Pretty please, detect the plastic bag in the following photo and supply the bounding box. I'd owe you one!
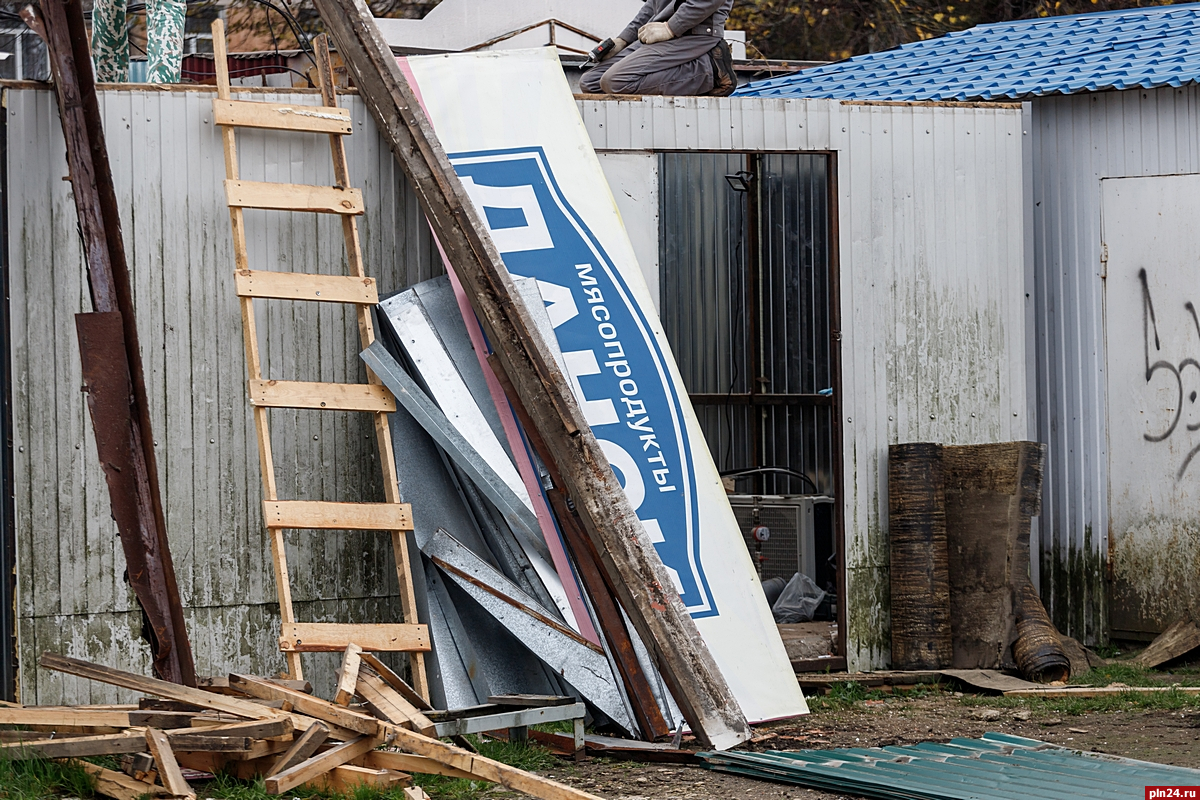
[772,571,826,623]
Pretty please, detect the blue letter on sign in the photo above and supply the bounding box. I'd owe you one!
[450,147,718,618]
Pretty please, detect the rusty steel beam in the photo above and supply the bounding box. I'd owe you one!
[315,0,750,748]
[28,0,195,685]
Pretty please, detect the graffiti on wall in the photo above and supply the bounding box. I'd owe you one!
[1138,267,1200,480]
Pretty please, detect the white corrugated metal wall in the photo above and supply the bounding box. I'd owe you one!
[1030,85,1200,645]
[5,85,441,702]
[582,96,1029,671]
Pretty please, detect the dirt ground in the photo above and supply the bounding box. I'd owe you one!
[519,693,1200,800]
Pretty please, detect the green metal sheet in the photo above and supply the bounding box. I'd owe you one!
[699,733,1200,800]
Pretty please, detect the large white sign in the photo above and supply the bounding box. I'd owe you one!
[400,47,806,723]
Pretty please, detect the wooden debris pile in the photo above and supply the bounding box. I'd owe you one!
[0,652,604,800]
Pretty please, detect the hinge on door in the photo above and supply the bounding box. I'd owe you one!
[1100,243,1108,279]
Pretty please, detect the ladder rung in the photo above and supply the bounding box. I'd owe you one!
[235,270,379,304]
[225,180,364,215]
[212,99,353,135]
[264,500,413,531]
[279,623,431,653]
[250,380,396,412]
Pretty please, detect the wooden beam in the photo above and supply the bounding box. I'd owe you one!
[303,764,410,792]
[228,674,380,736]
[278,623,429,653]
[234,270,378,305]
[212,99,353,134]
[250,380,396,413]
[264,501,413,532]
[310,0,750,749]
[69,760,172,800]
[0,708,196,728]
[145,729,195,799]
[225,180,364,215]
[40,654,280,721]
[359,653,432,711]
[355,665,437,736]
[356,750,478,781]
[265,735,384,794]
[335,643,363,706]
[266,721,330,778]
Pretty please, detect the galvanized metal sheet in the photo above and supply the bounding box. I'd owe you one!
[423,528,637,735]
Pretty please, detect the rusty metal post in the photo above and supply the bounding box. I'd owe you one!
[25,0,195,685]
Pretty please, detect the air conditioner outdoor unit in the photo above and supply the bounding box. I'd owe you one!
[727,494,834,582]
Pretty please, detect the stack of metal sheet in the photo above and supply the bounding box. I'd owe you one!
[368,275,681,739]
[699,733,1200,799]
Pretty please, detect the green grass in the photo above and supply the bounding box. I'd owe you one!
[0,753,97,800]
[960,686,1200,716]
[0,736,558,800]
[807,681,947,712]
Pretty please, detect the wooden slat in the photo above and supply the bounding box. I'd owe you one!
[224,180,364,215]
[212,99,353,134]
[234,270,378,304]
[355,666,436,736]
[360,653,432,711]
[228,674,382,736]
[265,735,383,794]
[250,380,396,413]
[263,500,412,531]
[70,760,172,800]
[334,643,363,706]
[145,729,195,799]
[279,623,430,653]
[0,708,196,727]
[357,750,479,781]
[304,764,410,792]
[267,722,330,778]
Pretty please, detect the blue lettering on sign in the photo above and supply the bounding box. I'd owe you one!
[449,147,717,618]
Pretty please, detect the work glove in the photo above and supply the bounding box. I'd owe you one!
[638,21,674,44]
[606,36,629,60]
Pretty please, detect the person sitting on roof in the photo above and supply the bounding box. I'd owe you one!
[580,0,737,97]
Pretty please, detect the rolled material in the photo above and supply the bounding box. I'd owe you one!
[888,443,953,670]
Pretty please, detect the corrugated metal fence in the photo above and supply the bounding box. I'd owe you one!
[4,84,440,702]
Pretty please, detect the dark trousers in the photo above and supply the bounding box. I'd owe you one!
[580,35,718,96]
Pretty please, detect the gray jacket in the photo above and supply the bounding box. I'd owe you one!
[618,0,734,42]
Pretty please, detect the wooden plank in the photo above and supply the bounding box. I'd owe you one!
[379,723,604,800]
[40,653,281,721]
[304,764,410,792]
[265,735,383,794]
[279,623,429,653]
[0,708,196,727]
[228,674,381,736]
[234,270,378,305]
[1,731,148,759]
[70,760,172,800]
[263,501,413,531]
[266,721,330,778]
[1135,616,1200,668]
[355,666,437,736]
[1003,685,1200,698]
[359,653,432,711]
[212,99,353,134]
[311,0,750,749]
[357,750,479,781]
[224,180,364,215]
[250,380,396,413]
[403,788,431,800]
[176,718,293,739]
[145,728,195,799]
[198,676,312,695]
[335,644,364,706]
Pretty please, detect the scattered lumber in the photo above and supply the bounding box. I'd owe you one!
[10,652,606,800]
[1136,615,1200,668]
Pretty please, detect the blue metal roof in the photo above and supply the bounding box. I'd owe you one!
[735,3,1200,101]
[700,732,1200,799]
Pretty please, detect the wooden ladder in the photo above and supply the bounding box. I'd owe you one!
[211,20,428,696]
